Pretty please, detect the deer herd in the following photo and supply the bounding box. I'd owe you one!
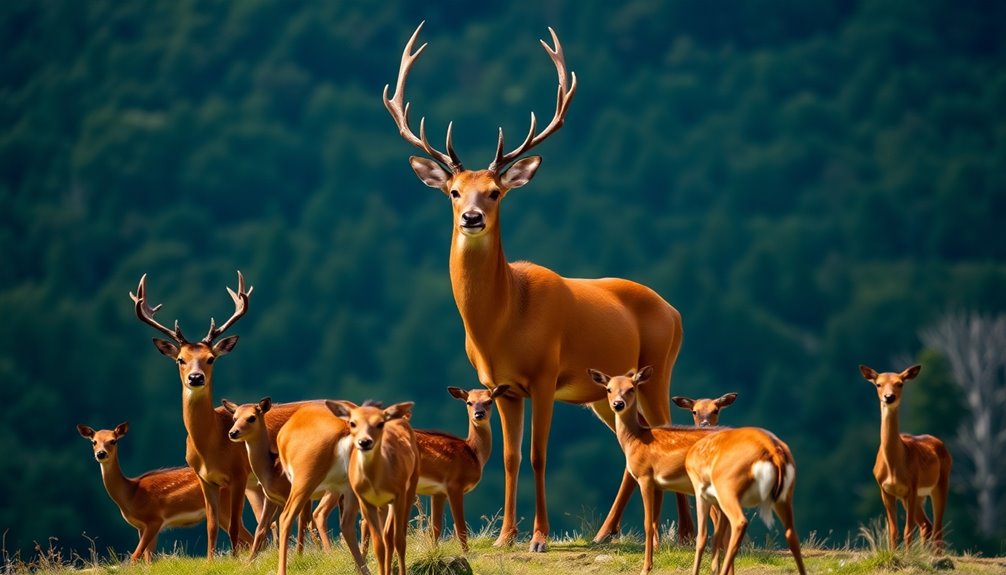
[75,22,952,575]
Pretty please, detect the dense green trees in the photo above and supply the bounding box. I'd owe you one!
[2,0,1004,559]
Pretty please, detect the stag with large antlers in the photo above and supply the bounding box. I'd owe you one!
[130,272,318,558]
[384,23,690,551]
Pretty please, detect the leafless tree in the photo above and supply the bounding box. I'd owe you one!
[920,312,1006,537]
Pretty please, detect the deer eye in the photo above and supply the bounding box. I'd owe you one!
[466,401,473,406]
[712,409,719,415]
[376,422,385,429]
[247,416,256,424]
[177,358,186,365]
[895,383,903,388]
[108,440,116,446]
[692,410,697,415]
[349,421,357,429]
[91,440,97,446]
[206,357,215,365]
[450,190,460,199]
[489,189,500,201]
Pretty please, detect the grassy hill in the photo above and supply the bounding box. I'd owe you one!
[8,522,1004,575]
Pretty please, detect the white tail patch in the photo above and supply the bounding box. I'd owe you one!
[778,463,796,502]
[750,460,776,528]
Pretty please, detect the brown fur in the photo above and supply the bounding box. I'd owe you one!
[860,364,952,550]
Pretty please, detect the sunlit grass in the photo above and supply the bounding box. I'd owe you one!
[2,514,1000,575]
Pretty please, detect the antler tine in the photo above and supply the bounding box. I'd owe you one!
[383,21,464,173]
[489,27,577,174]
[129,274,186,343]
[203,270,253,343]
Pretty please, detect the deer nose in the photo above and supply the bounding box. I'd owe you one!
[95,451,108,461]
[699,420,711,427]
[357,437,374,451]
[460,211,484,228]
[228,429,240,440]
[188,372,205,387]
[612,400,626,412]
[473,410,486,421]
[883,394,897,404]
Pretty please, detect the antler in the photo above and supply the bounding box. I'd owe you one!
[383,21,463,174]
[129,274,187,344]
[488,27,577,174]
[202,271,253,344]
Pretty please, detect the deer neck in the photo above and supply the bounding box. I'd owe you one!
[244,426,278,487]
[449,228,514,339]
[182,388,222,451]
[99,457,138,510]
[879,404,905,468]
[466,419,493,467]
[614,405,652,450]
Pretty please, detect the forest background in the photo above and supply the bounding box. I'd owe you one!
[2,0,1005,560]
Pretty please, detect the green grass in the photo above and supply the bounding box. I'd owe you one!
[4,519,1004,575]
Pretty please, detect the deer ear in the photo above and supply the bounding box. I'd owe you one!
[259,397,273,414]
[213,335,239,357]
[716,393,738,407]
[587,369,610,386]
[153,338,179,359]
[500,156,541,189]
[221,399,238,414]
[410,157,450,190]
[491,384,511,399]
[447,387,467,401]
[77,424,96,439]
[114,422,129,438]
[859,364,879,382]
[634,365,654,385]
[900,364,922,381]
[326,400,355,420]
[384,402,415,421]
[671,396,695,410]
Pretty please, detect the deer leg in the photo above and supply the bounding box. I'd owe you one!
[879,490,898,551]
[132,523,160,563]
[198,478,222,558]
[932,467,950,552]
[774,500,806,575]
[651,489,664,552]
[430,494,446,543]
[914,497,932,543]
[639,477,657,575]
[494,393,524,547]
[447,488,469,552]
[528,384,556,552]
[903,490,918,548]
[227,477,249,556]
[393,492,411,575]
[715,494,748,575]
[690,497,711,575]
[337,492,368,575]
[361,503,386,575]
[251,498,280,559]
[278,486,312,575]
[314,491,337,552]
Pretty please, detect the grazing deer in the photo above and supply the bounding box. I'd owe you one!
[223,398,333,558]
[275,402,368,575]
[129,272,313,557]
[413,385,509,551]
[327,401,420,575]
[672,393,738,427]
[76,422,247,562]
[384,22,689,551]
[589,367,805,575]
[859,364,952,550]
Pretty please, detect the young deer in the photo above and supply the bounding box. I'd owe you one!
[413,385,509,551]
[77,422,247,562]
[275,402,368,575]
[859,364,952,550]
[386,22,689,551]
[222,398,332,559]
[130,272,314,557]
[672,393,738,427]
[327,400,420,575]
[589,367,805,575]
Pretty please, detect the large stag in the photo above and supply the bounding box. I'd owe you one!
[384,23,690,550]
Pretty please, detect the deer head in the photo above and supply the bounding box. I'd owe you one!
[384,22,576,241]
[129,272,252,393]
